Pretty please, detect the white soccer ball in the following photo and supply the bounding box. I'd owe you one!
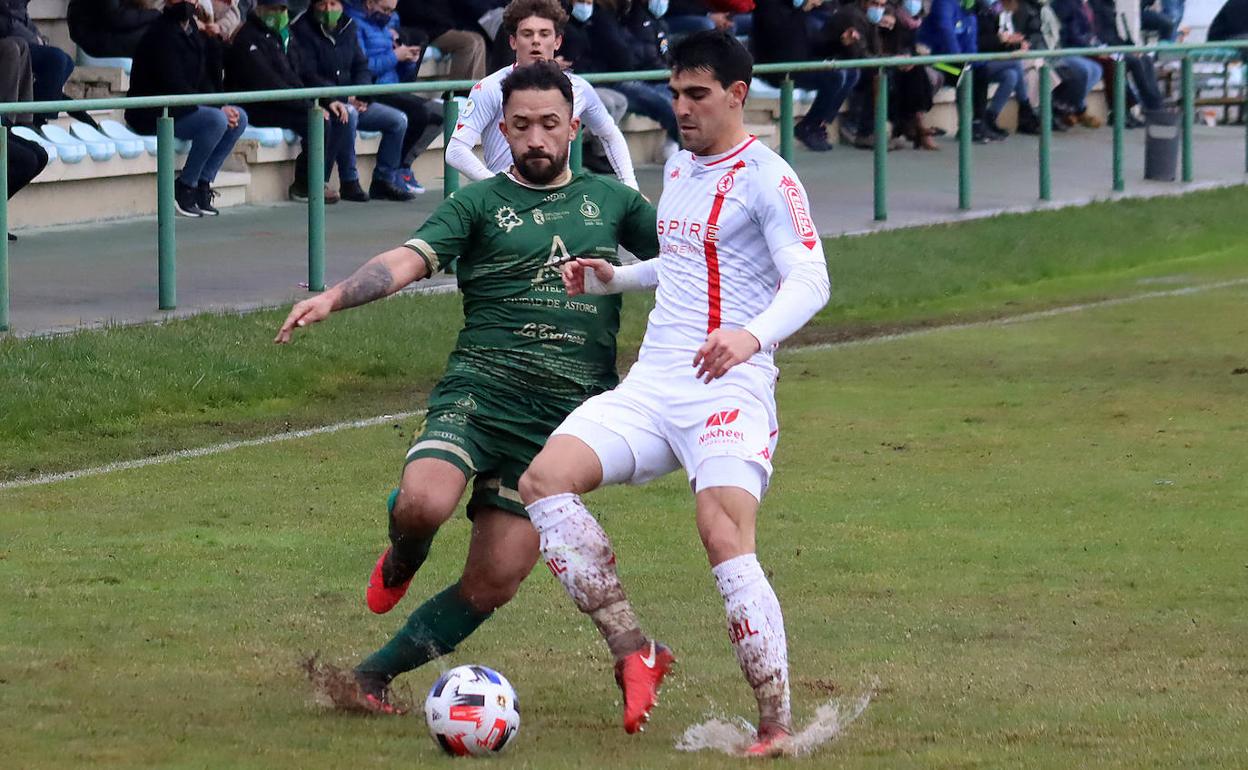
[425,665,520,756]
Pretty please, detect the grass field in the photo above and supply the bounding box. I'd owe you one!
[2,192,1247,767]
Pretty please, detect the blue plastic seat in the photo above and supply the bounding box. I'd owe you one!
[281,128,299,144]
[99,120,188,155]
[75,51,133,75]
[42,123,115,161]
[30,125,87,163]
[358,130,381,140]
[73,120,143,159]
[241,126,285,147]
[12,126,58,162]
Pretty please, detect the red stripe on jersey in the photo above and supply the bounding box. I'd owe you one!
[704,160,747,334]
[698,135,757,167]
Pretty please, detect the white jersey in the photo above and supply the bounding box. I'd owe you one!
[451,64,621,175]
[642,136,825,376]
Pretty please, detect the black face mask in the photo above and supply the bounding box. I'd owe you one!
[164,2,195,23]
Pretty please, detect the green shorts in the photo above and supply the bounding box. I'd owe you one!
[405,379,575,518]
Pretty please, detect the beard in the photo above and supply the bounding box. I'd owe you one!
[512,146,569,186]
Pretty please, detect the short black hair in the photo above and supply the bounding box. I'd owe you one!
[670,30,754,91]
[501,61,574,112]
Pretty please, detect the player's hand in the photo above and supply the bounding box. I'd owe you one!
[693,329,761,383]
[561,258,615,296]
[274,293,336,344]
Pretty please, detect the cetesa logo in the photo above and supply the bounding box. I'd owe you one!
[705,409,740,427]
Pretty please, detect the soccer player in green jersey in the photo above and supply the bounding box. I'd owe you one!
[275,62,658,711]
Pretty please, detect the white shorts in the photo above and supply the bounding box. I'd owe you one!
[552,350,779,496]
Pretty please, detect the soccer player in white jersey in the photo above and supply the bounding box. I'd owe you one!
[517,30,830,757]
[444,0,638,189]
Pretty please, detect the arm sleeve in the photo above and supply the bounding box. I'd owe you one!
[578,86,639,189]
[583,259,661,294]
[742,169,831,350]
[617,188,660,260]
[446,80,502,181]
[402,193,477,275]
[445,136,496,181]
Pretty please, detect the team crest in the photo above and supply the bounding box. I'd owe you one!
[495,206,524,232]
[454,395,479,412]
[778,176,817,249]
[579,195,600,219]
[532,209,545,225]
[716,172,736,194]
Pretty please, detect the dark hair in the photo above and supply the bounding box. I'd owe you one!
[501,61,575,111]
[670,30,754,91]
[502,0,568,36]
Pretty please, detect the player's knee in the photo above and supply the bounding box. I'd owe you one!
[391,486,457,533]
[518,456,569,504]
[459,565,526,613]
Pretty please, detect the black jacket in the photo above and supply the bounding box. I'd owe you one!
[1089,0,1133,44]
[225,14,311,120]
[397,0,455,40]
[1209,0,1248,40]
[3,0,39,44]
[976,3,1025,52]
[754,0,821,70]
[622,3,670,70]
[557,10,635,73]
[68,0,162,58]
[125,11,224,134]
[823,4,880,60]
[290,11,370,97]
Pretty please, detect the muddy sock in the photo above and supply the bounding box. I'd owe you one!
[714,553,791,731]
[356,582,492,680]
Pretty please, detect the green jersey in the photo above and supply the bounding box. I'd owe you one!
[404,171,658,402]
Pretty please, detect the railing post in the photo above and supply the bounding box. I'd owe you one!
[570,125,583,172]
[873,67,888,221]
[156,111,176,310]
[307,105,325,292]
[442,93,459,196]
[0,124,8,332]
[1112,57,1126,192]
[780,76,794,164]
[1181,54,1194,182]
[958,66,973,210]
[1039,63,1052,201]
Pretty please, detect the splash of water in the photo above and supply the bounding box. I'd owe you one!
[675,681,876,757]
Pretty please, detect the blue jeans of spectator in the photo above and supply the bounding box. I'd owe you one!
[355,101,407,185]
[981,60,1029,119]
[794,69,861,129]
[665,14,716,34]
[611,80,679,142]
[1054,56,1103,113]
[1125,54,1164,110]
[29,43,74,119]
[173,105,248,187]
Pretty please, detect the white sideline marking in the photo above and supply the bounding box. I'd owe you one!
[3,277,1246,493]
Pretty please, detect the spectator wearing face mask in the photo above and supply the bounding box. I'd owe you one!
[1014,0,1100,131]
[619,0,680,159]
[880,0,941,149]
[975,0,1042,137]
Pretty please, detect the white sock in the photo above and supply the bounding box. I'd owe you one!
[713,553,791,730]
[527,493,646,659]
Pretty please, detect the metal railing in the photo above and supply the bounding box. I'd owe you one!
[0,40,1244,331]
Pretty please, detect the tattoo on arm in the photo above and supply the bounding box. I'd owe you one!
[333,261,396,310]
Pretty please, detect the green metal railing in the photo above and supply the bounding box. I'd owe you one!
[0,40,1244,331]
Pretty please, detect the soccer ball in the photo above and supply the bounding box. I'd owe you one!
[425,665,520,756]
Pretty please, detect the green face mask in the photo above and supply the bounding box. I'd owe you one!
[316,9,343,28]
[261,9,290,35]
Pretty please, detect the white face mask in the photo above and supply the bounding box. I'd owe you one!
[648,0,669,17]
[571,2,593,22]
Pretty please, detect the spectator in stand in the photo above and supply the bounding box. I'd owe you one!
[975,0,1042,136]
[225,0,354,203]
[68,0,162,58]
[0,29,33,125]
[3,0,77,124]
[553,0,632,169]
[346,0,444,193]
[826,0,885,149]
[396,0,487,81]
[127,0,248,218]
[881,0,941,149]
[1140,0,1177,42]
[664,0,714,34]
[5,131,48,241]
[1015,0,1099,131]
[1208,0,1247,40]
[754,0,860,152]
[1054,0,1163,121]
[292,0,418,201]
[1089,0,1164,113]
[619,0,681,158]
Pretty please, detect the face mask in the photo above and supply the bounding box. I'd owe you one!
[164,2,195,22]
[261,9,290,35]
[867,5,886,22]
[316,9,342,28]
[648,0,668,17]
[960,0,975,9]
[792,0,804,7]
[368,10,391,26]
[905,0,923,15]
[571,2,593,22]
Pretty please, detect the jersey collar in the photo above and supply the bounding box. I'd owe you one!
[504,166,575,190]
[692,135,757,167]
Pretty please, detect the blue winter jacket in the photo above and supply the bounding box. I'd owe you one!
[918,0,978,55]
[343,2,417,84]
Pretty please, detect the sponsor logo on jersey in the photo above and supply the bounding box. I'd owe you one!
[460,98,476,118]
[779,176,817,249]
[658,218,717,242]
[454,395,478,412]
[699,409,744,446]
[494,206,524,232]
[435,412,468,426]
[669,166,681,180]
[579,194,601,220]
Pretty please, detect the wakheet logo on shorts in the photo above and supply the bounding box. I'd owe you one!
[705,409,739,427]
[700,409,744,446]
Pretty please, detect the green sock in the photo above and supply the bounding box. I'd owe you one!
[356,582,493,680]
[386,487,433,578]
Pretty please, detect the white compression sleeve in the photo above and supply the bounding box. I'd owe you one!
[598,121,639,190]
[743,241,831,350]
[583,259,660,295]
[444,136,494,182]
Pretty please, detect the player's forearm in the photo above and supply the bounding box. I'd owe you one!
[445,137,494,182]
[583,259,660,294]
[327,247,428,311]
[743,258,831,350]
[598,124,639,190]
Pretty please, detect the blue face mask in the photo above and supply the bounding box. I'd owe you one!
[792,0,804,7]
[905,0,923,14]
[648,0,668,17]
[571,2,593,22]
[368,10,390,26]
[866,5,886,22]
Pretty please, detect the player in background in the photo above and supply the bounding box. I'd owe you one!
[444,0,638,190]
[275,62,658,712]
[517,31,830,755]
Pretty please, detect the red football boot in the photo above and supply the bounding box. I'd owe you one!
[744,723,794,758]
[613,640,675,734]
[366,547,413,614]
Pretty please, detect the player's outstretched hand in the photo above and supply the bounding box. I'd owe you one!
[693,328,762,383]
[274,293,336,344]
[561,258,615,296]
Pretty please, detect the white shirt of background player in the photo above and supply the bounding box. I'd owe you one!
[446,64,638,190]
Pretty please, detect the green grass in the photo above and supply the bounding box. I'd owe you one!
[2,186,1247,479]
[2,276,1246,768]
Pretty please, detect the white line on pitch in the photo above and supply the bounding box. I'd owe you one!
[3,277,1245,493]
